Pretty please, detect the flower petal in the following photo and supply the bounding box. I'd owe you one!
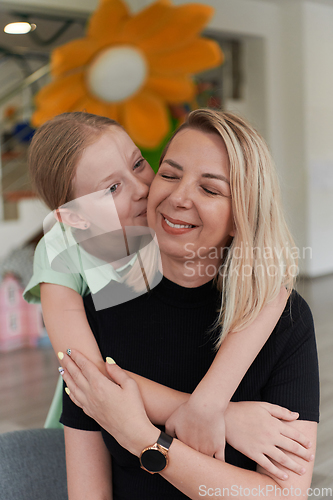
[71,95,119,122]
[118,0,173,44]
[51,38,100,78]
[122,90,170,148]
[35,72,86,106]
[87,0,129,43]
[145,75,196,103]
[138,4,215,54]
[32,73,87,126]
[147,38,223,75]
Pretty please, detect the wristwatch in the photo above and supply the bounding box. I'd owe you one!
[139,431,173,474]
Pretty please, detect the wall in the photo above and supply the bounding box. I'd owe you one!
[0,199,49,260]
[304,1,333,276]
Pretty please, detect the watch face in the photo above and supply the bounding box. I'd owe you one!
[140,449,167,473]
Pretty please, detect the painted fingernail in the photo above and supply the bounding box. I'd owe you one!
[283,474,288,480]
[66,349,71,356]
[106,357,116,364]
[58,367,64,375]
[300,468,306,475]
[58,352,64,360]
[65,387,70,396]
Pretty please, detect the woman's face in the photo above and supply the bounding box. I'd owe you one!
[71,126,155,233]
[147,128,234,267]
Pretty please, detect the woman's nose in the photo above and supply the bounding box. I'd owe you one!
[168,180,193,209]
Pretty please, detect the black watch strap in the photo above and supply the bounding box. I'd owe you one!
[157,431,173,450]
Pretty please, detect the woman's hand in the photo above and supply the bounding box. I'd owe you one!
[59,349,159,457]
[225,401,314,480]
[165,394,226,461]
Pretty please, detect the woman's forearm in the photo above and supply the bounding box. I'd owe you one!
[130,420,317,500]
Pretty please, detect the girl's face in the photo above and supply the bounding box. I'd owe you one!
[147,128,234,267]
[72,127,155,233]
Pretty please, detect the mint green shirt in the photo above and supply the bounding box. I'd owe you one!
[24,221,136,303]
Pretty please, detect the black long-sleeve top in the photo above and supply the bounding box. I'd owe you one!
[61,277,320,499]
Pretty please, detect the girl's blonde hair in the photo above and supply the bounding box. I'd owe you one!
[28,112,122,210]
[160,109,297,347]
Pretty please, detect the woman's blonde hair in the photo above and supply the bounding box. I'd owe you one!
[160,109,297,347]
[28,112,122,210]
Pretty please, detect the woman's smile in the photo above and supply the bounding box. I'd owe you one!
[161,214,198,234]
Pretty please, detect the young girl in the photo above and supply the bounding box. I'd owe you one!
[24,112,311,480]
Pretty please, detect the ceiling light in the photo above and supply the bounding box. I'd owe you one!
[4,22,33,34]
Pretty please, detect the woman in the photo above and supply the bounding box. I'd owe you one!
[59,109,319,499]
[25,111,295,462]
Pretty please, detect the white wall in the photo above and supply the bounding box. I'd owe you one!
[0,198,49,260]
[304,1,333,276]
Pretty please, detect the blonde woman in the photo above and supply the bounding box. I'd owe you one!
[59,110,319,500]
[25,111,298,465]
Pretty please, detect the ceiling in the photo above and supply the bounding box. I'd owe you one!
[0,6,87,57]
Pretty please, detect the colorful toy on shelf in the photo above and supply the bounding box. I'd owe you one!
[0,274,44,352]
[32,0,223,150]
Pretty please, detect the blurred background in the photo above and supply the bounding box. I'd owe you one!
[0,0,332,495]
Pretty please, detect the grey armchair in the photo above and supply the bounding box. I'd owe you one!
[0,428,68,500]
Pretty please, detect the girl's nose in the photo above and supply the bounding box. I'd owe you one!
[132,177,150,200]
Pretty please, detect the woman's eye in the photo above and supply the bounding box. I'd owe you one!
[161,174,178,180]
[109,183,120,194]
[202,187,218,195]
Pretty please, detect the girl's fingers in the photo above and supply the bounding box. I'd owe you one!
[263,402,299,421]
[278,436,314,462]
[280,424,312,449]
[256,454,289,481]
[269,447,306,475]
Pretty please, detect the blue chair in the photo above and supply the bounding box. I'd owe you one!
[0,428,68,500]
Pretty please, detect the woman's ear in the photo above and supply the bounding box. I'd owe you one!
[53,208,90,230]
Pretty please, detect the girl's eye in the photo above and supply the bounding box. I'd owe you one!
[134,158,145,170]
[109,183,120,194]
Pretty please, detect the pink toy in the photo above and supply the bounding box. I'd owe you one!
[0,273,44,352]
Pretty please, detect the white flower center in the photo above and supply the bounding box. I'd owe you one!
[87,46,148,103]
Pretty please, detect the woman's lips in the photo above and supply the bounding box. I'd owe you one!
[161,214,197,235]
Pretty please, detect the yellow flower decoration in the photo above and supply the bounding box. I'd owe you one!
[32,0,223,148]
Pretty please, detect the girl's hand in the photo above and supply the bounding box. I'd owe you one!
[59,349,158,457]
[225,401,314,480]
[165,394,226,461]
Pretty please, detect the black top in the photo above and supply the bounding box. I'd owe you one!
[60,277,320,500]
